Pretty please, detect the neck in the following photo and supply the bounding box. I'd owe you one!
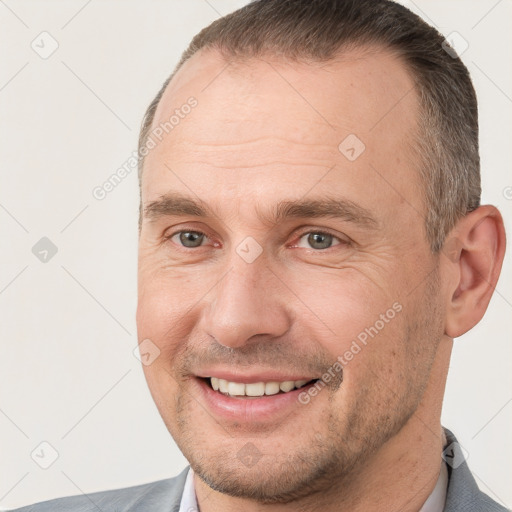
[194,338,452,512]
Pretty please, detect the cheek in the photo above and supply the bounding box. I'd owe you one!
[136,260,206,340]
[288,266,400,346]
[141,362,182,439]
[288,267,409,398]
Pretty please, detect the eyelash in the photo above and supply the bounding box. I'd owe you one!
[164,228,349,251]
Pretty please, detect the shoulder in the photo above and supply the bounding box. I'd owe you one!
[443,428,510,512]
[8,466,190,512]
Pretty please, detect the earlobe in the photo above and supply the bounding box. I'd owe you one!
[444,205,506,338]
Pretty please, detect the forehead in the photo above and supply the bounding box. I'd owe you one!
[142,46,423,225]
[153,45,418,130]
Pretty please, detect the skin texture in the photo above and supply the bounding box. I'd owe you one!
[136,47,505,512]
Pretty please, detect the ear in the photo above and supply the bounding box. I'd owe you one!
[443,205,506,338]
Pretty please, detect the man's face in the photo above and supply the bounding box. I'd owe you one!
[137,48,447,502]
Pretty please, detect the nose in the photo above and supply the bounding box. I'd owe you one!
[198,254,292,349]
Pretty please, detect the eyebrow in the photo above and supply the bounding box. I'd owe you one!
[144,192,378,229]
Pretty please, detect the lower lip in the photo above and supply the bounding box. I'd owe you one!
[193,377,318,423]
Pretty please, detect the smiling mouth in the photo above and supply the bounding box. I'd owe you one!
[200,377,319,398]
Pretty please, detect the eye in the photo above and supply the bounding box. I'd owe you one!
[167,230,209,248]
[294,231,345,250]
[164,228,347,251]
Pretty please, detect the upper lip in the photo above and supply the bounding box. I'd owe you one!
[195,369,318,384]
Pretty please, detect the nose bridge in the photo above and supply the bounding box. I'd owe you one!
[200,248,290,348]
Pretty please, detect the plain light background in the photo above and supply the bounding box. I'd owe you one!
[0,0,510,509]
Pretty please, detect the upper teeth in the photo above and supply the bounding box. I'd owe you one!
[210,378,311,397]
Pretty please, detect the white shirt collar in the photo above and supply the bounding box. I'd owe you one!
[179,462,448,512]
[179,465,199,512]
[419,460,449,512]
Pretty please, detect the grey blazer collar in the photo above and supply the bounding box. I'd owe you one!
[443,427,509,511]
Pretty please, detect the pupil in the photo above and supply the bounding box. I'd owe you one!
[180,231,203,247]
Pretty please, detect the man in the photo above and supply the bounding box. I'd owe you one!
[12,0,508,511]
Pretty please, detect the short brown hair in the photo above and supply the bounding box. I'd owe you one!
[138,0,480,252]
